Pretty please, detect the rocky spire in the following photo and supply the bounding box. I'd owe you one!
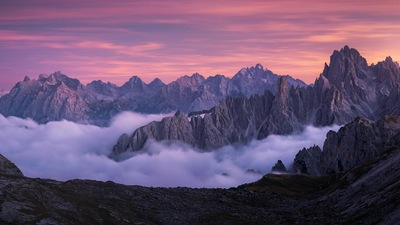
[271,160,287,173]
[257,76,303,139]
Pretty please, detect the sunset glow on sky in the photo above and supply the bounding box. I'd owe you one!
[1,0,399,90]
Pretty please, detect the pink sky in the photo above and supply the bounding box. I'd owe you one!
[1,0,399,90]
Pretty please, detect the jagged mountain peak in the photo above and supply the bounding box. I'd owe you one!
[39,71,66,81]
[174,73,206,86]
[88,79,116,86]
[237,63,271,77]
[192,72,202,77]
[205,74,227,82]
[148,77,165,90]
[86,79,119,99]
[183,72,205,80]
[251,63,267,73]
[276,76,289,98]
[374,56,400,73]
[328,45,368,71]
[320,45,371,89]
[86,80,118,91]
[335,45,364,62]
[149,77,164,85]
[255,63,264,70]
[121,76,148,92]
[37,71,82,91]
[126,75,144,84]
[385,56,393,63]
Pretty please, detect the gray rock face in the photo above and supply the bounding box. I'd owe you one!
[0,72,95,124]
[0,154,23,177]
[308,46,400,126]
[293,116,400,176]
[258,77,303,139]
[271,160,287,173]
[291,145,322,176]
[86,80,119,99]
[111,92,276,156]
[0,65,307,126]
[321,115,400,175]
[112,46,400,157]
[229,64,306,96]
[111,111,197,158]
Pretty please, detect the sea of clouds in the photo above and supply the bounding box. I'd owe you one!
[0,112,340,188]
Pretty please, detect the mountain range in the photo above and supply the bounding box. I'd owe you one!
[1,45,400,224]
[0,64,306,126]
[111,46,400,158]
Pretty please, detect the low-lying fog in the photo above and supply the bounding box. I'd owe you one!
[0,112,339,188]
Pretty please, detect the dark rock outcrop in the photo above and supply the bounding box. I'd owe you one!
[291,145,322,176]
[271,160,287,173]
[293,116,400,176]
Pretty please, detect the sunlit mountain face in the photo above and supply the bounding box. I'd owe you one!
[1,1,399,91]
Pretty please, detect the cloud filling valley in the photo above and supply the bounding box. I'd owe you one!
[0,112,340,188]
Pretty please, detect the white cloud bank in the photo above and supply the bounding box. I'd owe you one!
[0,112,340,188]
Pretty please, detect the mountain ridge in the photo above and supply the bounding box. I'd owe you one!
[0,65,307,126]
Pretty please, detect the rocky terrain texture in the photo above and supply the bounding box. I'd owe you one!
[112,46,400,156]
[0,154,23,177]
[0,64,306,126]
[1,142,400,224]
[292,115,400,176]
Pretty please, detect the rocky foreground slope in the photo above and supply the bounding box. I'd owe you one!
[1,131,400,224]
[0,64,305,126]
[112,46,400,156]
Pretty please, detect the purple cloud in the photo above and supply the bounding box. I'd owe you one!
[0,112,339,188]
